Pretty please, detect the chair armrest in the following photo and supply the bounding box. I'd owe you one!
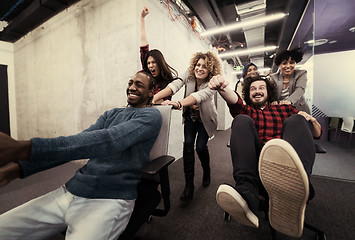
[141,155,175,217]
[141,155,175,175]
[315,143,326,154]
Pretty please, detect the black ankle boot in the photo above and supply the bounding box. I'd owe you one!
[181,143,195,201]
[202,172,211,187]
[197,148,211,187]
[180,183,194,201]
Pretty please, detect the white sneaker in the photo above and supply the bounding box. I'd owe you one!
[259,139,309,237]
[216,184,259,228]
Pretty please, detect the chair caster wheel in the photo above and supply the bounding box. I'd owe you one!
[224,212,231,221]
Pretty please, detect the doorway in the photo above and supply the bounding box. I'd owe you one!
[0,64,10,135]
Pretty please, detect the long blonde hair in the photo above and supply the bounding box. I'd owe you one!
[188,51,222,81]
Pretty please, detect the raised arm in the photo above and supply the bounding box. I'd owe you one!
[140,6,149,47]
[208,75,239,104]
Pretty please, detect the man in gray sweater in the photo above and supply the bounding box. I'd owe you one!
[0,70,162,240]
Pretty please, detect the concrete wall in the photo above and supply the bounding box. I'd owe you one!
[4,0,233,159]
[216,61,235,130]
[13,0,141,140]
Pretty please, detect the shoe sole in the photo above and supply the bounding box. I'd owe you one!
[259,139,309,237]
[216,184,259,228]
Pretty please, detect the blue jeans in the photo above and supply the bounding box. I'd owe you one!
[0,186,135,240]
[184,119,209,152]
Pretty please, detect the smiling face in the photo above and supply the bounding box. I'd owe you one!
[246,65,258,78]
[194,58,209,81]
[147,56,160,78]
[126,72,154,108]
[279,57,296,77]
[249,80,268,108]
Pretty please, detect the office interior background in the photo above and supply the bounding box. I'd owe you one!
[0,0,354,239]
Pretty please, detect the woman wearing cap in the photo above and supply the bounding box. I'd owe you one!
[242,63,259,79]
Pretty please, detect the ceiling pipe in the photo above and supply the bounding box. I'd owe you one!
[0,0,80,42]
[0,0,25,21]
[235,0,267,69]
[209,0,242,66]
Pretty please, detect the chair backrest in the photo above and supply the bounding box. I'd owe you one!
[329,117,340,129]
[341,117,355,133]
[149,105,172,160]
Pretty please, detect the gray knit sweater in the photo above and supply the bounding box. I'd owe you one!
[19,107,162,200]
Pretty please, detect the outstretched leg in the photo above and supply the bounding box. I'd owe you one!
[259,114,316,237]
[216,115,263,228]
[0,186,68,239]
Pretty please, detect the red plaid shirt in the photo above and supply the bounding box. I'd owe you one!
[228,92,298,143]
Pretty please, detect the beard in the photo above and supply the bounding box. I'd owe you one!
[250,93,267,108]
[251,99,267,108]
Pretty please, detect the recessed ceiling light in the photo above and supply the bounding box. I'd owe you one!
[349,27,355,33]
[233,67,271,75]
[200,13,286,37]
[218,45,278,58]
[304,39,328,47]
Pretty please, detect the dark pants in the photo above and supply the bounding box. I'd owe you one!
[230,114,315,196]
[183,118,210,184]
[184,118,209,152]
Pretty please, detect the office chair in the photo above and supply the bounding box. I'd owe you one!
[338,117,355,149]
[223,141,326,240]
[118,105,175,240]
[328,117,340,141]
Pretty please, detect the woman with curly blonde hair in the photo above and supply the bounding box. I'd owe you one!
[153,51,222,201]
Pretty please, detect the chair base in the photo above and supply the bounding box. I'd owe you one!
[223,211,326,240]
[269,222,326,240]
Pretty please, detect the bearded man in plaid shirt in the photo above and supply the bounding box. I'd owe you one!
[209,74,322,238]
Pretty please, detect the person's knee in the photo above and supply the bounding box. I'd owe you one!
[284,114,308,128]
[232,114,253,126]
[184,132,196,145]
[231,114,254,131]
[196,145,208,154]
[287,113,305,123]
[184,138,195,145]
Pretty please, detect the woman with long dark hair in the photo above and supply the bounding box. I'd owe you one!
[140,6,178,102]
